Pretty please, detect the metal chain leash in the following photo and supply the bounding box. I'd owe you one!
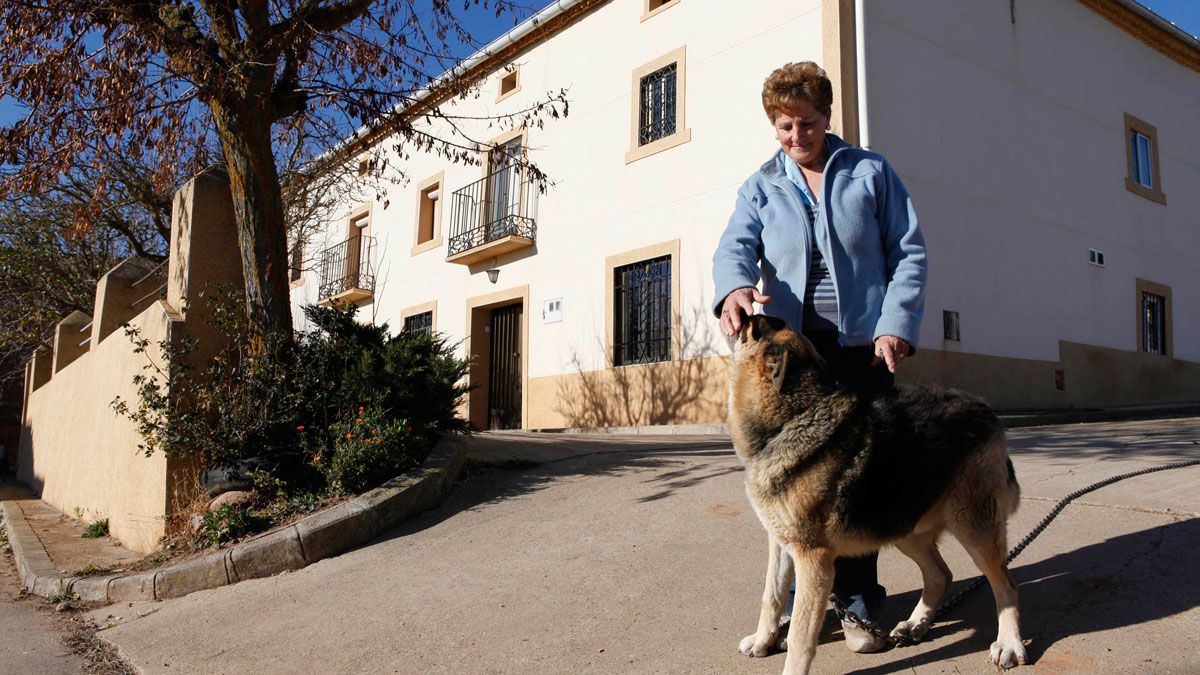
[829,457,1200,648]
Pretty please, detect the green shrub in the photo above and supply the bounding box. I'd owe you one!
[322,405,428,495]
[114,297,471,513]
[199,504,261,547]
[81,518,109,539]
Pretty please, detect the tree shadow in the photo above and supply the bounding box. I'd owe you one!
[554,304,728,428]
[1006,418,1200,462]
[846,518,1200,673]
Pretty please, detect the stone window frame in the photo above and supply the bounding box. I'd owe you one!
[400,300,438,335]
[1123,113,1166,205]
[411,171,445,256]
[625,46,692,164]
[1135,278,1172,357]
[496,65,522,103]
[604,239,681,368]
[640,0,681,22]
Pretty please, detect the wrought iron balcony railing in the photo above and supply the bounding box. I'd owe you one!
[318,235,375,304]
[447,164,539,261]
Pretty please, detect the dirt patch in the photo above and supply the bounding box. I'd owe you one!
[56,608,136,674]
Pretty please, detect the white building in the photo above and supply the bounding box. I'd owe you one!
[290,0,1200,430]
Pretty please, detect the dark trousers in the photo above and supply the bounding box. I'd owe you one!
[805,330,891,608]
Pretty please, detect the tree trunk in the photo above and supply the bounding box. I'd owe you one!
[211,103,293,336]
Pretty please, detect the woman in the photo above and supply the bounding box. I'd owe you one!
[712,61,927,653]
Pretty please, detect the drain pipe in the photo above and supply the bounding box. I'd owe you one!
[854,0,871,150]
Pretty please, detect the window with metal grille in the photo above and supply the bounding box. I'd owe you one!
[402,311,433,337]
[614,256,671,365]
[638,63,677,146]
[1141,292,1166,356]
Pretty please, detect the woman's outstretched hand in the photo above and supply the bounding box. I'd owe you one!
[720,287,772,337]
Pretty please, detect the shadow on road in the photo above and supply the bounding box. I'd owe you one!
[848,517,1200,673]
[1008,421,1199,461]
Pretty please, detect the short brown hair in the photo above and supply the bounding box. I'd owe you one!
[761,61,833,122]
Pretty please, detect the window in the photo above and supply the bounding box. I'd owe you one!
[1123,113,1165,204]
[642,0,681,21]
[289,237,304,284]
[626,47,691,163]
[639,64,677,146]
[1142,292,1166,356]
[411,171,444,255]
[1136,278,1171,357]
[402,311,433,336]
[1088,248,1105,266]
[613,255,672,365]
[943,310,960,342]
[497,67,520,102]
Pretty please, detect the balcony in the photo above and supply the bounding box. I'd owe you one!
[318,235,376,306]
[446,164,539,265]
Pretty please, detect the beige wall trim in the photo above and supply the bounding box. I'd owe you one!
[1077,0,1200,73]
[495,65,522,103]
[346,202,372,238]
[1135,277,1172,357]
[639,0,681,23]
[821,0,860,147]
[604,239,682,367]
[411,170,446,256]
[400,300,438,331]
[1123,113,1167,205]
[625,45,692,164]
[480,126,529,176]
[464,285,530,430]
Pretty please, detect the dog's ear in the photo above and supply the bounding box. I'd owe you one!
[744,315,761,343]
[767,345,790,393]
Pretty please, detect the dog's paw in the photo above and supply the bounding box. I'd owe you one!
[988,639,1028,669]
[890,618,931,644]
[738,633,775,658]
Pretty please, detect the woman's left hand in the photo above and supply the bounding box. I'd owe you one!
[872,335,911,374]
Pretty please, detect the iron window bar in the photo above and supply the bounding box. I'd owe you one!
[447,164,539,258]
[638,63,677,146]
[318,235,376,301]
[402,311,434,336]
[613,255,672,366]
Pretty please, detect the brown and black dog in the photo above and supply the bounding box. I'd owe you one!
[729,315,1026,674]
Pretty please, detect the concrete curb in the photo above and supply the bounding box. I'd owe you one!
[0,434,466,604]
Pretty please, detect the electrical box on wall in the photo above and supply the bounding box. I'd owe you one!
[543,298,562,323]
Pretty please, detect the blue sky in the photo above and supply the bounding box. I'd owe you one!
[1,1,1198,131]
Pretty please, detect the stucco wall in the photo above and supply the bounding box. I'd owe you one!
[18,302,178,553]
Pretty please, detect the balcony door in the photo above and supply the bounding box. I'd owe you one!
[485,136,523,241]
[346,211,370,289]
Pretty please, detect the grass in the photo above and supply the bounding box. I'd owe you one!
[81,518,109,539]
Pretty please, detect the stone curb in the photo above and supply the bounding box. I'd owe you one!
[0,434,466,604]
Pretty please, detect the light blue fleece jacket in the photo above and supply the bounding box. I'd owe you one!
[711,134,927,348]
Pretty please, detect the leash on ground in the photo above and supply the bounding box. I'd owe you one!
[829,457,1200,648]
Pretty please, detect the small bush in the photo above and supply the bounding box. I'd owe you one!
[199,504,261,547]
[81,519,109,539]
[322,405,427,495]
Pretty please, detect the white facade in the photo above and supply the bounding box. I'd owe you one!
[291,0,1200,429]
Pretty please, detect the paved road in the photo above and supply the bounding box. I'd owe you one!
[1,511,87,674]
[90,419,1200,674]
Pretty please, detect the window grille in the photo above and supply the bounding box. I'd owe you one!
[1141,292,1166,355]
[638,63,677,146]
[403,311,434,337]
[1130,130,1154,189]
[614,256,671,365]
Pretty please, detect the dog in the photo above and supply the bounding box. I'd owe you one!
[729,315,1026,674]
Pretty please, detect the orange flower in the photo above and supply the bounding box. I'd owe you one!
[358,406,364,414]
[371,428,378,435]
[362,438,370,444]
[355,418,363,424]
[345,433,353,439]
[296,425,305,431]
[374,438,381,444]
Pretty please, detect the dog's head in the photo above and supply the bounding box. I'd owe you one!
[728,315,827,446]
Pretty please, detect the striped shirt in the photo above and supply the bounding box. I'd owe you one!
[794,180,839,332]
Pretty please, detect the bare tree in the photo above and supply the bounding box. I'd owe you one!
[0,1,567,335]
